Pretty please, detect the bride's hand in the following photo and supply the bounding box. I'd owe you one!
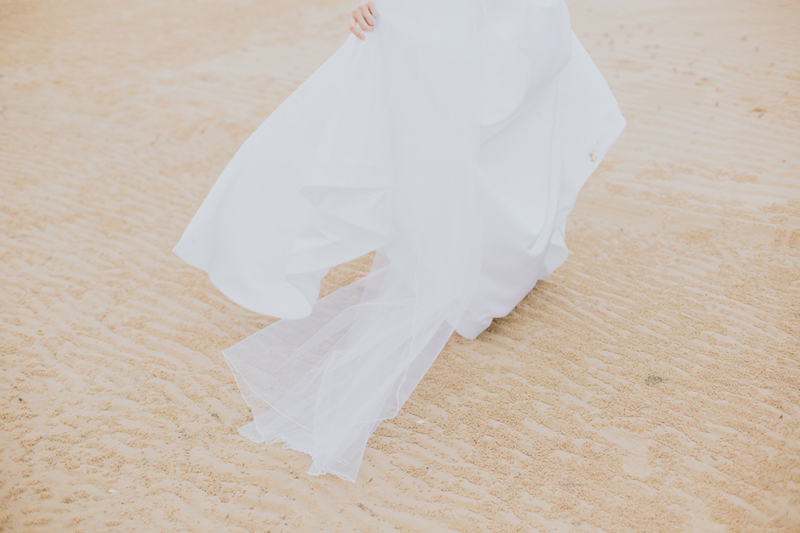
[348,0,375,41]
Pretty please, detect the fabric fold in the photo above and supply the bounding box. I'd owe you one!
[173,0,625,481]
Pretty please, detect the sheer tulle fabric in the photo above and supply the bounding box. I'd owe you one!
[174,0,625,482]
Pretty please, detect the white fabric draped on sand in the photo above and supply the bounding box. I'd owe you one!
[174,0,625,482]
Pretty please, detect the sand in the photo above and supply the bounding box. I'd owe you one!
[1,0,798,531]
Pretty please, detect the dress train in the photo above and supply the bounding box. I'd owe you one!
[174,0,625,481]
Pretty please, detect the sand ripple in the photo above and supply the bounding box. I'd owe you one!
[1,0,798,531]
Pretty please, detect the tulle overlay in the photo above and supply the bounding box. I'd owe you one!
[174,0,625,481]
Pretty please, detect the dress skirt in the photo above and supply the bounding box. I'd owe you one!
[174,0,626,482]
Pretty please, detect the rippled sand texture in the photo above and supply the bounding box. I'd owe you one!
[1,0,798,531]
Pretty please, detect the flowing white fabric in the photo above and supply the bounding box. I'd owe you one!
[174,0,625,482]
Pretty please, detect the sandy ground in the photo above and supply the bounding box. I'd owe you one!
[1,0,799,531]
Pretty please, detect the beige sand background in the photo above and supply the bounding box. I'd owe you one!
[1,0,799,531]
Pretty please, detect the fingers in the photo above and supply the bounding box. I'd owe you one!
[354,9,373,33]
[362,3,375,27]
[349,1,375,41]
[349,14,365,40]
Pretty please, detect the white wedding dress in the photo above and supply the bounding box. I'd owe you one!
[174,0,625,482]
